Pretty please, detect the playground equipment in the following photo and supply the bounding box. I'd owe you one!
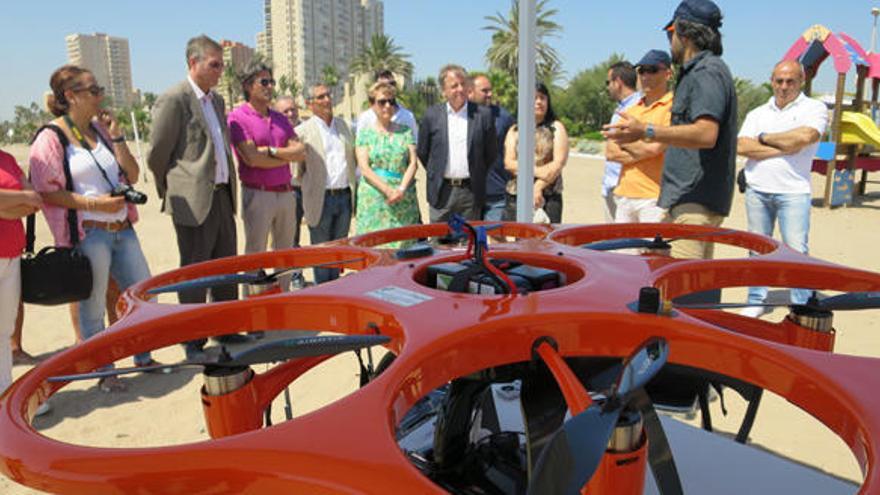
[783,25,880,207]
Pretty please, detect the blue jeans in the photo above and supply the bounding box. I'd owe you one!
[308,191,352,283]
[482,196,506,222]
[77,225,153,365]
[745,188,812,304]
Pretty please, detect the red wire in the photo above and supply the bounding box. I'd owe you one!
[482,250,518,295]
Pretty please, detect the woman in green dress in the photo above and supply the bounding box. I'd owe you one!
[355,81,420,245]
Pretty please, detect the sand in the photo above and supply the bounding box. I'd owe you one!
[3,142,880,493]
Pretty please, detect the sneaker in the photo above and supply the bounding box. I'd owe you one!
[35,402,51,417]
[740,306,770,318]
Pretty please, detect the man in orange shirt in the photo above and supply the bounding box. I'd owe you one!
[606,50,674,223]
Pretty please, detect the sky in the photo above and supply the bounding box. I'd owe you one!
[2,0,880,121]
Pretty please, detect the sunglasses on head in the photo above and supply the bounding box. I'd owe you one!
[375,97,396,107]
[74,84,105,97]
[259,78,276,87]
[637,66,663,75]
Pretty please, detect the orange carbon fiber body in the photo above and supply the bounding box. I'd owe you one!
[1,222,878,494]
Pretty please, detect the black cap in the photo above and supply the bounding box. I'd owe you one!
[663,0,723,31]
[636,50,672,68]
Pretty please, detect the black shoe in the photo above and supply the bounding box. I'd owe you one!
[213,333,253,345]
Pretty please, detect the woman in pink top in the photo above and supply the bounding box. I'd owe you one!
[29,65,161,393]
[0,149,42,397]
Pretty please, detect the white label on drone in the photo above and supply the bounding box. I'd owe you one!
[366,286,433,307]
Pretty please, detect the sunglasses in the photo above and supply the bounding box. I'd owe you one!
[375,98,397,107]
[259,78,276,87]
[637,66,663,75]
[605,79,612,87]
[74,84,105,97]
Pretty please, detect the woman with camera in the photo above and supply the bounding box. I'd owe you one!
[29,65,159,393]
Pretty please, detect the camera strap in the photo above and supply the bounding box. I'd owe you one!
[62,114,126,191]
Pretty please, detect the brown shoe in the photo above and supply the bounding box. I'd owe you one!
[12,350,39,366]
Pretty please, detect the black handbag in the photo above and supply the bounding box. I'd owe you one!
[20,125,93,305]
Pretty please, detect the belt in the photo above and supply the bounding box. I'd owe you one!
[325,187,351,196]
[444,177,471,187]
[243,182,294,192]
[83,219,131,233]
[213,182,230,191]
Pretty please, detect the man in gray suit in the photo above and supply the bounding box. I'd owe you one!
[148,35,239,357]
[295,84,357,284]
[417,64,497,222]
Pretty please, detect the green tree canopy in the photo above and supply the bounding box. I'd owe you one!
[350,33,413,80]
[553,54,626,137]
[483,0,562,84]
[735,77,773,129]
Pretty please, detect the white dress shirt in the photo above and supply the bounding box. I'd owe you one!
[187,76,229,185]
[445,102,469,179]
[315,117,349,189]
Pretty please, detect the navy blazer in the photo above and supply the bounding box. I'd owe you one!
[417,101,497,210]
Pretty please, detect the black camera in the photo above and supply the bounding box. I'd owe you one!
[112,185,148,204]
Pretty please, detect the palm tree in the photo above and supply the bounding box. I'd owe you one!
[350,33,413,80]
[322,65,340,96]
[483,0,562,83]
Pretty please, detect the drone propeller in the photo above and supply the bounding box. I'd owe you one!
[147,258,365,295]
[527,337,669,495]
[582,230,736,252]
[676,291,880,312]
[47,334,391,383]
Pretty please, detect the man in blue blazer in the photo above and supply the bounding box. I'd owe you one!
[417,65,497,222]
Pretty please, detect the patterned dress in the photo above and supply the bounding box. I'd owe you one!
[355,125,421,246]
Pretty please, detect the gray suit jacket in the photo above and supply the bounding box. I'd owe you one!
[147,80,237,227]
[294,116,357,227]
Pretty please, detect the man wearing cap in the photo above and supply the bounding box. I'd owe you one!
[604,0,737,260]
[606,50,674,223]
[602,62,640,223]
[736,60,827,317]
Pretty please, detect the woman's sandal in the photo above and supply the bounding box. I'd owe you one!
[98,376,127,393]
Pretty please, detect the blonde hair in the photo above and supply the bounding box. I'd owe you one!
[368,81,396,103]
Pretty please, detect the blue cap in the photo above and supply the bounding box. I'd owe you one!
[664,0,723,31]
[636,50,672,68]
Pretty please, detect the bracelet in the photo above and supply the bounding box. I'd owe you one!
[111,135,126,143]
[396,184,406,192]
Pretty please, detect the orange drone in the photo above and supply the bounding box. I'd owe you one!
[1,218,879,494]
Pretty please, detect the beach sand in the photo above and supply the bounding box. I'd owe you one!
[3,142,879,493]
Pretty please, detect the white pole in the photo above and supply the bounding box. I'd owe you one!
[130,110,147,183]
[516,0,536,222]
[872,8,880,53]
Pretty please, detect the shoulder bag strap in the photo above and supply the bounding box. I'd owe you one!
[31,124,80,246]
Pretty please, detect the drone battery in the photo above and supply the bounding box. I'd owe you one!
[427,262,470,291]
[505,265,562,291]
[470,273,531,295]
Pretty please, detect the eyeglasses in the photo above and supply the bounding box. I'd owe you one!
[313,93,331,101]
[207,61,224,70]
[773,78,799,86]
[375,98,396,107]
[259,78,276,87]
[74,84,105,97]
[637,66,662,75]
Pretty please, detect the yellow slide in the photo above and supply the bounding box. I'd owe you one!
[840,111,880,147]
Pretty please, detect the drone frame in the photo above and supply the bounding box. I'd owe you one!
[1,222,879,494]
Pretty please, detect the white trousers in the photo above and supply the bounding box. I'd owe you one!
[0,257,20,396]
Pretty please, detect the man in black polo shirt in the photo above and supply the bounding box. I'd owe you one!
[604,0,736,260]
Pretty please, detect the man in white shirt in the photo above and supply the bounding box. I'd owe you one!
[355,70,418,144]
[602,61,641,222]
[417,64,497,222]
[737,60,828,316]
[148,35,240,357]
[295,84,357,283]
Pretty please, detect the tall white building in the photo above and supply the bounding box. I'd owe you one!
[66,33,135,108]
[268,0,383,94]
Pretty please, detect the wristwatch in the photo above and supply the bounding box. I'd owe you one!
[111,135,126,143]
[644,123,655,142]
[268,146,278,158]
[757,132,767,145]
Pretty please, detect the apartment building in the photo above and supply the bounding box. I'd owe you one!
[65,33,135,108]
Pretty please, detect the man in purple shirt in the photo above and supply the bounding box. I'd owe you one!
[228,61,305,290]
